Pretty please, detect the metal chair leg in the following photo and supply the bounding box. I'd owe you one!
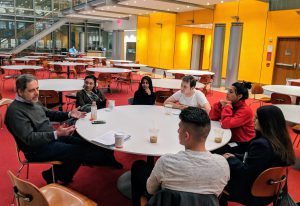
[51,165,56,183]
[16,164,25,177]
[26,164,29,179]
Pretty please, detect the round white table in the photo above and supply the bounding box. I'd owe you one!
[30,52,50,56]
[86,67,131,73]
[110,60,133,64]
[86,56,106,59]
[75,105,231,198]
[167,70,215,76]
[1,65,43,70]
[275,104,300,124]
[24,56,48,59]
[262,85,300,97]
[114,63,147,68]
[12,58,40,63]
[65,58,94,62]
[286,79,300,85]
[76,105,231,156]
[48,62,87,78]
[38,79,84,110]
[275,104,300,170]
[152,78,204,90]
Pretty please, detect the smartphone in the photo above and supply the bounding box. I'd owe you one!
[92,120,106,124]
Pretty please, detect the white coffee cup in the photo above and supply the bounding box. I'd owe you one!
[115,132,125,148]
[108,100,115,110]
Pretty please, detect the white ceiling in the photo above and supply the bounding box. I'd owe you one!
[66,0,238,22]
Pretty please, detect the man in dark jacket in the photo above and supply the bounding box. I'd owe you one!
[5,74,122,184]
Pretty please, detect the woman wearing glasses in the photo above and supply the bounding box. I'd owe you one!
[209,81,255,154]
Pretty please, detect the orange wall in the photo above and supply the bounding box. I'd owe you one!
[136,16,149,65]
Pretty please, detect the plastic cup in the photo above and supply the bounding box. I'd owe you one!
[164,104,173,115]
[115,132,125,148]
[149,128,159,143]
[108,100,115,110]
[214,128,224,143]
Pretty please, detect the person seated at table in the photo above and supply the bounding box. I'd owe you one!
[133,76,156,105]
[164,75,211,113]
[76,75,106,112]
[209,81,255,154]
[69,46,78,57]
[5,74,122,185]
[220,105,295,206]
[131,107,230,206]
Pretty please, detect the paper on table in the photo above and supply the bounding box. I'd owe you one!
[91,131,130,146]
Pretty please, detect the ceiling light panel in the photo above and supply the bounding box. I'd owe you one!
[118,0,199,12]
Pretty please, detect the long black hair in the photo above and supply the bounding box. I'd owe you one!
[84,75,98,94]
[257,105,295,165]
[232,81,252,100]
[138,76,154,93]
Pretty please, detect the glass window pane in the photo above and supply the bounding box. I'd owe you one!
[16,0,33,9]
[87,27,100,51]
[0,0,14,15]
[0,20,15,49]
[53,25,69,51]
[17,21,34,46]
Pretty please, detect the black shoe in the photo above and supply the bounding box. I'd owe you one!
[42,169,54,184]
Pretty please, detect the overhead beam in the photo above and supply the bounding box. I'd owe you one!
[116,4,176,14]
[154,0,214,10]
[94,8,136,16]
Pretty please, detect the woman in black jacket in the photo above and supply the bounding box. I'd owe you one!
[133,76,156,105]
[76,75,106,112]
[220,105,295,206]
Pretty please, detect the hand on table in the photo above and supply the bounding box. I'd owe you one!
[70,107,86,119]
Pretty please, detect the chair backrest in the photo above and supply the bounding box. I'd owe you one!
[199,75,212,84]
[290,82,300,86]
[145,189,219,206]
[270,93,292,104]
[156,90,173,104]
[174,73,185,79]
[8,170,49,206]
[101,59,107,66]
[251,83,264,95]
[39,90,60,106]
[20,69,36,76]
[251,167,287,197]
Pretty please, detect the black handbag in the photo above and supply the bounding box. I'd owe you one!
[277,178,297,206]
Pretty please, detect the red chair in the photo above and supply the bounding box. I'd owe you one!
[290,82,300,105]
[155,90,173,104]
[199,75,213,95]
[270,93,291,104]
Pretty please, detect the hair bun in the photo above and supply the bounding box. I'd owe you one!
[243,81,252,89]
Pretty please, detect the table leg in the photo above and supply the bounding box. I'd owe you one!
[58,91,63,111]
[67,66,70,79]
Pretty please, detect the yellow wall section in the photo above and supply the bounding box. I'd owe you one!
[136,16,149,64]
[148,13,162,67]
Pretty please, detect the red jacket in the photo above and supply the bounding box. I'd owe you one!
[209,100,255,143]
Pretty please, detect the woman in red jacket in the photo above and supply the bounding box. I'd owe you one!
[209,81,255,154]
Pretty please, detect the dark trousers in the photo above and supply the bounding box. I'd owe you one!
[131,160,154,206]
[212,141,249,155]
[25,136,117,182]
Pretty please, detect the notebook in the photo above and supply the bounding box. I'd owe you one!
[91,131,130,146]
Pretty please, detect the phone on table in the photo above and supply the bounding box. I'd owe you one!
[92,120,106,124]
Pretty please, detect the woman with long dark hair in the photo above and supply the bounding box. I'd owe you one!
[76,75,106,112]
[133,76,156,105]
[210,81,255,154]
[220,105,295,206]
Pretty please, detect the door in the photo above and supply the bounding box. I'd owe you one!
[190,35,204,70]
[272,38,300,85]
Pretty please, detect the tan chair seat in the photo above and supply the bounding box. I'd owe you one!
[41,184,97,206]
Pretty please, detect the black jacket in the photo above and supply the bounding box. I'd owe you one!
[76,89,106,109]
[133,90,156,105]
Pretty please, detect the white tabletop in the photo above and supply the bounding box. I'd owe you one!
[65,58,94,61]
[13,58,40,61]
[167,70,215,76]
[1,65,43,70]
[48,54,66,57]
[87,67,131,73]
[262,85,300,97]
[86,56,106,59]
[38,79,84,91]
[30,52,50,55]
[48,61,87,66]
[114,63,147,68]
[275,104,300,124]
[152,78,204,90]
[0,54,12,58]
[110,60,133,63]
[24,56,47,59]
[75,105,231,156]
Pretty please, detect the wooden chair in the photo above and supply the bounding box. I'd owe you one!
[223,167,287,206]
[270,93,292,104]
[98,73,112,93]
[251,167,287,205]
[65,92,77,111]
[8,170,97,206]
[20,69,36,76]
[292,125,300,148]
[155,90,173,104]
[38,90,62,110]
[0,68,18,91]
[116,72,133,92]
[101,59,107,66]
[174,73,185,79]
[15,144,62,183]
[249,83,271,106]
[74,65,86,78]
[0,93,13,128]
